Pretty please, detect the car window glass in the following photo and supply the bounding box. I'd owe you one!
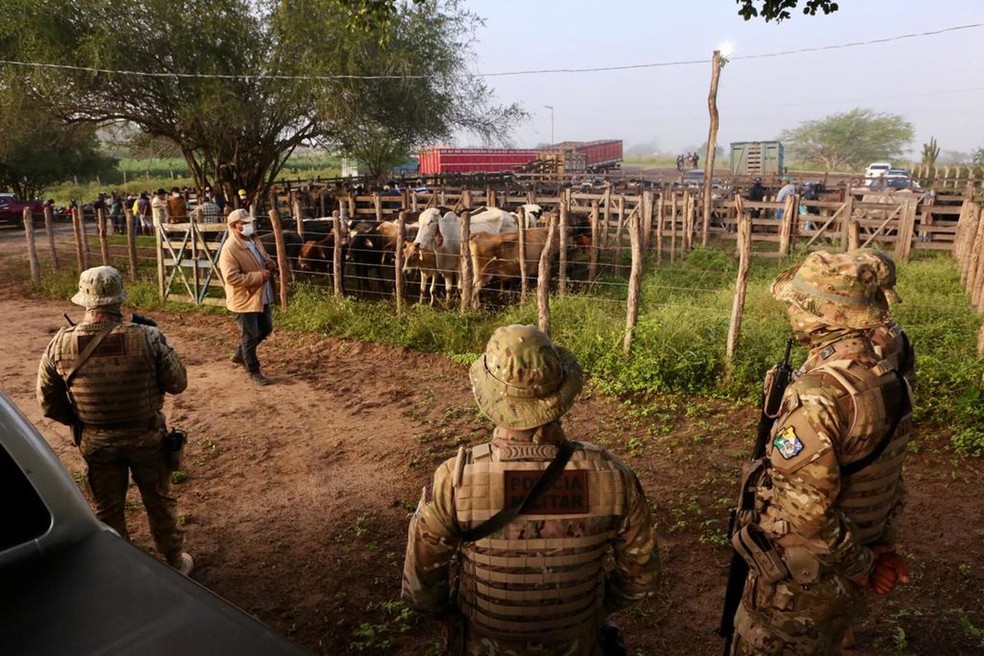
[0,443,52,550]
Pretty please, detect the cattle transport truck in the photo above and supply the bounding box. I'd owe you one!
[418,140,623,175]
[418,148,541,174]
[729,141,784,178]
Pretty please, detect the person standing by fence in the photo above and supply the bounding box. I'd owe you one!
[219,209,277,386]
[726,251,912,655]
[747,177,766,219]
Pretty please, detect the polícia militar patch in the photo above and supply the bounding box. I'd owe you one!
[773,426,804,460]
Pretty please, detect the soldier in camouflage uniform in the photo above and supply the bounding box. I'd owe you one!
[730,251,913,655]
[36,266,193,575]
[852,248,915,387]
[402,324,660,656]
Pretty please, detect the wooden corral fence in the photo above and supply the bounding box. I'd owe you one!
[951,195,984,355]
[21,180,984,359]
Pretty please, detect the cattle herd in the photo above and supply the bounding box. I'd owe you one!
[260,203,592,308]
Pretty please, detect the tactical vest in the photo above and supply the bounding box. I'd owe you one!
[774,338,911,547]
[867,321,915,387]
[451,440,626,642]
[52,322,163,426]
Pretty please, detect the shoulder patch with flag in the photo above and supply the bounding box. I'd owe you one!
[773,426,804,460]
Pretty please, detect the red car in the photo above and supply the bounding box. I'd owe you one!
[0,193,45,227]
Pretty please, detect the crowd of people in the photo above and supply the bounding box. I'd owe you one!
[676,151,701,171]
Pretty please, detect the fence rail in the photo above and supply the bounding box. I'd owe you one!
[20,183,984,359]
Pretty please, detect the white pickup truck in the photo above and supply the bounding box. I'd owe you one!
[0,390,308,655]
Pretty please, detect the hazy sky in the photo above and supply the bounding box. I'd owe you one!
[457,1,983,159]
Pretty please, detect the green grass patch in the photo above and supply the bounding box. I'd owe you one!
[25,246,984,436]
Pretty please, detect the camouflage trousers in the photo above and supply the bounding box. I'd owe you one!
[81,433,184,562]
[731,572,865,656]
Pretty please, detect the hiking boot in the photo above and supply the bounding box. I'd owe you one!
[169,552,195,577]
[231,351,244,366]
[249,371,272,386]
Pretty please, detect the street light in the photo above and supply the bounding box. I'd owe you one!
[544,105,554,145]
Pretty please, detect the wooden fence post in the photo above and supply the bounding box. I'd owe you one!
[895,198,917,262]
[124,206,138,282]
[460,212,473,312]
[23,207,40,285]
[589,200,599,281]
[777,195,796,258]
[395,211,405,317]
[537,214,557,335]
[97,208,110,265]
[848,219,860,251]
[602,188,611,249]
[518,211,528,302]
[333,212,344,297]
[614,195,626,266]
[72,207,86,271]
[293,195,305,239]
[558,190,568,296]
[969,213,984,307]
[153,210,164,300]
[643,189,653,252]
[374,193,382,221]
[268,210,290,308]
[840,192,855,252]
[726,210,752,368]
[670,192,679,262]
[43,204,59,271]
[656,187,665,264]
[622,211,643,356]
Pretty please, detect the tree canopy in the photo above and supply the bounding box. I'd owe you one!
[0,0,521,196]
[0,82,115,199]
[778,108,913,171]
[736,0,839,22]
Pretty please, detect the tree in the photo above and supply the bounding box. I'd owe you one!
[921,137,940,167]
[0,83,115,199]
[973,148,984,167]
[736,0,839,22]
[0,0,521,199]
[778,108,913,171]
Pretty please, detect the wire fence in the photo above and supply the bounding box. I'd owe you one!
[15,183,984,359]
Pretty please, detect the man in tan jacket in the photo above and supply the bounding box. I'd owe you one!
[219,209,277,386]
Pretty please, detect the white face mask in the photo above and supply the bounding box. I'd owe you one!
[240,222,255,238]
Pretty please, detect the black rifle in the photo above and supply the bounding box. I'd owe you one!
[717,338,794,655]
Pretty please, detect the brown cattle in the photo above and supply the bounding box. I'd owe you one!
[468,227,558,308]
[298,233,337,278]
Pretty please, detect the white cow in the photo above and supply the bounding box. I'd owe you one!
[403,210,461,306]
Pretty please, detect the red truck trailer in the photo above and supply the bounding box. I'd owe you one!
[575,140,623,171]
[541,140,623,172]
[418,148,540,174]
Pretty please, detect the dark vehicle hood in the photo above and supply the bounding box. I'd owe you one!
[0,530,308,655]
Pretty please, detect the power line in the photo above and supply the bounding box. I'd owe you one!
[0,23,980,81]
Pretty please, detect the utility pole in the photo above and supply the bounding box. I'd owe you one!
[544,105,555,144]
[702,49,726,247]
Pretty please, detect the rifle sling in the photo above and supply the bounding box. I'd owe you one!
[841,372,910,477]
[457,439,575,543]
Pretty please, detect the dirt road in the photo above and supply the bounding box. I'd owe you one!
[0,226,980,655]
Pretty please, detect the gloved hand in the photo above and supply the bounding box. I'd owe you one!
[857,545,911,595]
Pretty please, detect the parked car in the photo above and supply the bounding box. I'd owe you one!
[0,193,45,227]
[863,162,892,187]
[0,390,307,655]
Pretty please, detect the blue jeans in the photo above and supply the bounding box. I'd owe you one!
[233,304,273,373]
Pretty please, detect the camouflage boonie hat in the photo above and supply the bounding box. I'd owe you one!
[770,251,889,330]
[852,248,902,304]
[469,324,583,430]
[71,265,127,309]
